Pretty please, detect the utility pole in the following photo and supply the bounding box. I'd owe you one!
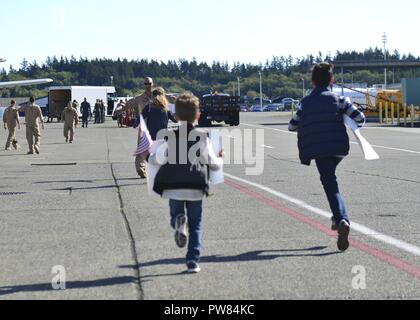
[383,32,388,90]
[301,78,305,98]
[237,77,241,97]
[258,71,263,109]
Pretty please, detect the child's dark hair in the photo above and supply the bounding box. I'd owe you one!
[312,63,334,88]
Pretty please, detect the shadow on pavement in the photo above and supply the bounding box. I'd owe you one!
[34,178,141,184]
[48,184,141,191]
[120,247,340,279]
[0,276,136,297]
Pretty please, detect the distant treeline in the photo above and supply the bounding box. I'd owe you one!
[1,47,420,100]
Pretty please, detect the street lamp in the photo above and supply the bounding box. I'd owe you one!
[382,32,388,89]
[301,78,305,98]
[237,77,241,98]
[346,70,354,88]
[258,71,263,109]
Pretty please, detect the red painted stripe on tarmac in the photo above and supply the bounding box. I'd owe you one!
[225,179,420,280]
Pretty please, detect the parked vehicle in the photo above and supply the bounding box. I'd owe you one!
[282,98,296,111]
[253,97,271,105]
[272,96,287,104]
[240,105,250,112]
[251,105,264,112]
[264,104,284,112]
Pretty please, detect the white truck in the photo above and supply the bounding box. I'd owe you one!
[48,86,116,121]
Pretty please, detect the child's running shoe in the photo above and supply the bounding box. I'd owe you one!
[337,220,351,252]
[187,261,201,274]
[175,214,188,248]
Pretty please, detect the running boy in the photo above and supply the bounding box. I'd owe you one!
[289,63,366,252]
[151,92,224,273]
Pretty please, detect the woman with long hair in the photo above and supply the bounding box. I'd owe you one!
[142,87,178,140]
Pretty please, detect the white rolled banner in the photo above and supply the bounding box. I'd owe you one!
[344,115,380,161]
[209,130,225,185]
[146,140,166,197]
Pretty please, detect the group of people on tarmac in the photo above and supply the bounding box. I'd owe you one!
[93,100,106,124]
[3,97,45,154]
[2,96,109,151]
[2,64,365,274]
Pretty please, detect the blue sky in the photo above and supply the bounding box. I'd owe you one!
[1,0,419,69]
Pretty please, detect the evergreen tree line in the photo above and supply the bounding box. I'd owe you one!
[1,47,420,101]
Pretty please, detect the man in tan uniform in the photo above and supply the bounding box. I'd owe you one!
[116,77,176,121]
[62,102,79,143]
[20,97,45,154]
[2,100,21,151]
[115,77,154,178]
[117,77,154,119]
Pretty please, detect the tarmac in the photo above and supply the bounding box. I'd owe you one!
[0,113,419,300]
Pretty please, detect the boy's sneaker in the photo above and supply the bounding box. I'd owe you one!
[12,140,19,150]
[187,261,201,274]
[331,217,338,231]
[175,214,188,248]
[337,220,351,252]
[34,145,40,154]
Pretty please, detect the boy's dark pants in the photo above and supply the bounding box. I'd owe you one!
[170,200,203,263]
[315,157,350,225]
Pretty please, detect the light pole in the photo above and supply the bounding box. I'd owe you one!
[110,76,114,86]
[237,77,241,98]
[346,70,354,88]
[258,71,263,109]
[301,78,305,98]
[382,32,387,89]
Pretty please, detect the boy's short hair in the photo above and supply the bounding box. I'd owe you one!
[176,92,200,123]
[312,63,334,88]
[29,97,35,103]
[11,99,16,105]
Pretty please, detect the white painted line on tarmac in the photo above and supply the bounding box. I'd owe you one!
[262,145,274,149]
[242,123,420,155]
[225,172,420,258]
[369,144,420,155]
[242,123,296,135]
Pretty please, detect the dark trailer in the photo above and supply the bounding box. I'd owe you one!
[199,94,240,127]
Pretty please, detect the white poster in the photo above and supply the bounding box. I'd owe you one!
[209,130,225,185]
[344,115,380,161]
[146,140,166,198]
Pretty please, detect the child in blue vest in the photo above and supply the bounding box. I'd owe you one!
[289,63,366,252]
[150,92,224,273]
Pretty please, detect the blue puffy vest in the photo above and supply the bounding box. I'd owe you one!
[298,87,350,165]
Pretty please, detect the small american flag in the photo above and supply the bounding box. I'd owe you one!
[135,116,153,156]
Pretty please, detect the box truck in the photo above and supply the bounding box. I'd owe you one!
[48,86,116,121]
